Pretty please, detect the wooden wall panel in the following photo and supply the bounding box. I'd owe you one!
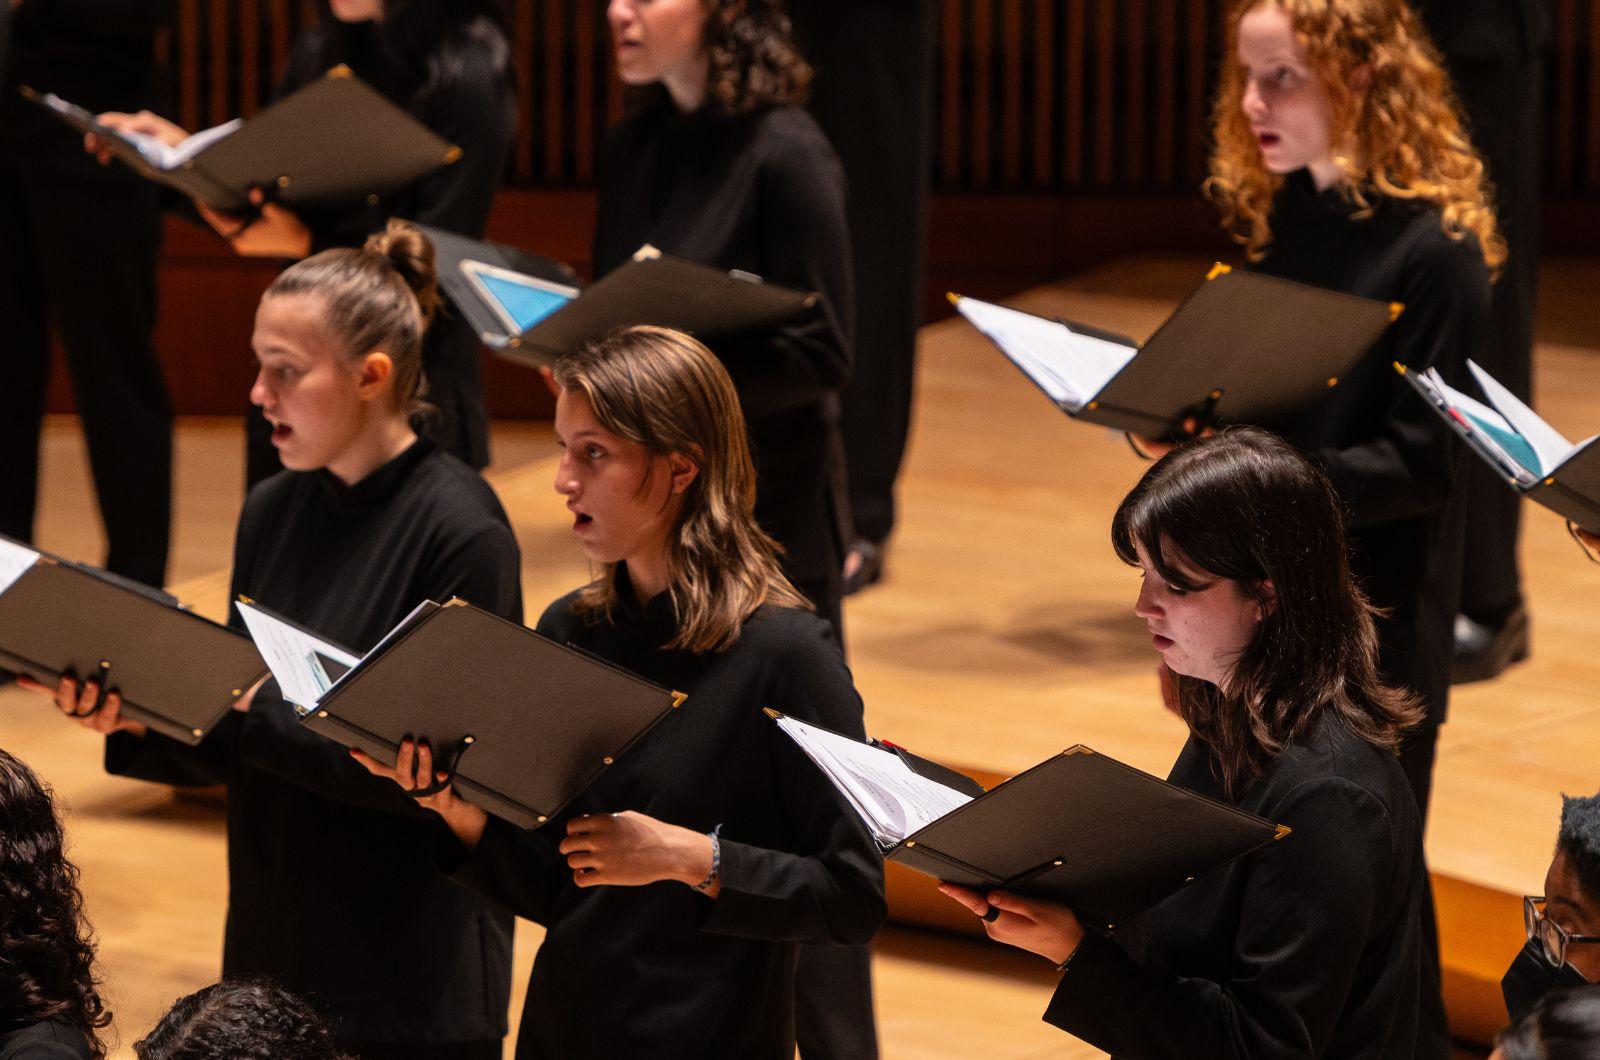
[147,0,1597,197]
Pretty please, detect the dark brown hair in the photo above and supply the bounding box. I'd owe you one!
[0,748,109,1058]
[704,0,812,113]
[265,220,440,417]
[135,981,350,1060]
[555,326,810,652]
[1111,428,1422,798]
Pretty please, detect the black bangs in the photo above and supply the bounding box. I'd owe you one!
[1112,443,1254,593]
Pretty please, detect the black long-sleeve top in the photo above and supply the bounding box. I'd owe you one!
[0,1018,91,1060]
[104,438,523,1046]
[594,93,856,586]
[1253,171,1491,725]
[270,23,516,469]
[439,570,886,1058]
[1043,712,1438,1059]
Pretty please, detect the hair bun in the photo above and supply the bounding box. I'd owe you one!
[364,219,441,323]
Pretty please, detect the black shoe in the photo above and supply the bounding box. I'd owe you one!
[1451,605,1530,685]
[841,539,885,597]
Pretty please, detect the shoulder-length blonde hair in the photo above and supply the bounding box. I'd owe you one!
[553,326,810,653]
[1205,0,1506,275]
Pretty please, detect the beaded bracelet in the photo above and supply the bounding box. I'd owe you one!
[694,824,724,893]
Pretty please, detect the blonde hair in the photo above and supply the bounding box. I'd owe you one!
[554,326,811,652]
[1205,0,1506,276]
[265,220,440,416]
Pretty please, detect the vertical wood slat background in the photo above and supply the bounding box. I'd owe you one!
[160,0,1600,196]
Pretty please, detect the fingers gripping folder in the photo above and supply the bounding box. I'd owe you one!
[236,597,688,829]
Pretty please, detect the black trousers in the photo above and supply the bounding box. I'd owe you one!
[795,0,939,547]
[1440,19,1544,623]
[0,154,172,587]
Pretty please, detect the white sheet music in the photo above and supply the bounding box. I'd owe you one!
[954,296,1136,410]
[237,601,362,713]
[1468,360,1592,476]
[775,715,974,847]
[37,91,242,170]
[0,537,41,597]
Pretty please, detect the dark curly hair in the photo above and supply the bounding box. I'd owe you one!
[134,981,350,1060]
[0,748,109,1058]
[704,0,812,113]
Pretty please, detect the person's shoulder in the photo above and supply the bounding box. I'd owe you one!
[0,1018,93,1060]
[1387,201,1491,286]
[738,603,842,663]
[534,589,588,641]
[750,104,839,168]
[413,449,512,526]
[1263,713,1416,825]
[240,467,308,522]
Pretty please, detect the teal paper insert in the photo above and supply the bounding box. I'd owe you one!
[479,272,574,332]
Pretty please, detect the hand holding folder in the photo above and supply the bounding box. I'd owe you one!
[237,598,686,829]
[952,265,1403,437]
[771,710,1287,933]
[23,66,459,213]
[0,534,267,744]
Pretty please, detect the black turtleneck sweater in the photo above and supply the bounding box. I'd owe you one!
[439,574,886,1059]
[104,439,522,1048]
[594,94,855,597]
[1252,171,1491,726]
[1043,711,1438,1059]
[264,23,517,471]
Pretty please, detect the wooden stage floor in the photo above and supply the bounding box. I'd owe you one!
[8,253,1597,1056]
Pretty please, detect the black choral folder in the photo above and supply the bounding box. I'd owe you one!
[419,230,819,366]
[953,265,1402,437]
[0,537,267,745]
[772,711,1288,932]
[21,66,457,214]
[276,600,685,830]
[1398,360,1600,534]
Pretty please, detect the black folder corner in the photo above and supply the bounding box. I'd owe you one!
[1396,361,1600,534]
[24,66,457,213]
[1082,265,1403,435]
[413,222,581,350]
[300,600,684,829]
[0,540,267,745]
[774,707,1291,935]
[885,745,1287,931]
[424,236,818,366]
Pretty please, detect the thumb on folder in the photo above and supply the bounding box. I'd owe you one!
[938,884,1085,967]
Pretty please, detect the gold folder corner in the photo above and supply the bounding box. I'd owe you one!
[1205,262,1233,281]
[1388,301,1405,322]
[1273,824,1293,841]
[762,706,780,719]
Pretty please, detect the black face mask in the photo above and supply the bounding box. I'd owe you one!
[1502,937,1591,1025]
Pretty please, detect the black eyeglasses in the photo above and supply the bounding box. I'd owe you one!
[1524,896,1600,967]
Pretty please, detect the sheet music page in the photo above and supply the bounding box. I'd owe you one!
[1469,361,1582,475]
[1420,368,1540,484]
[237,601,362,712]
[0,537,41,597]
[955,297,1136,410]
[775,715,974,846]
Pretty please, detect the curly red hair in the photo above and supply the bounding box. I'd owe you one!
[1205,0,1506,276]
